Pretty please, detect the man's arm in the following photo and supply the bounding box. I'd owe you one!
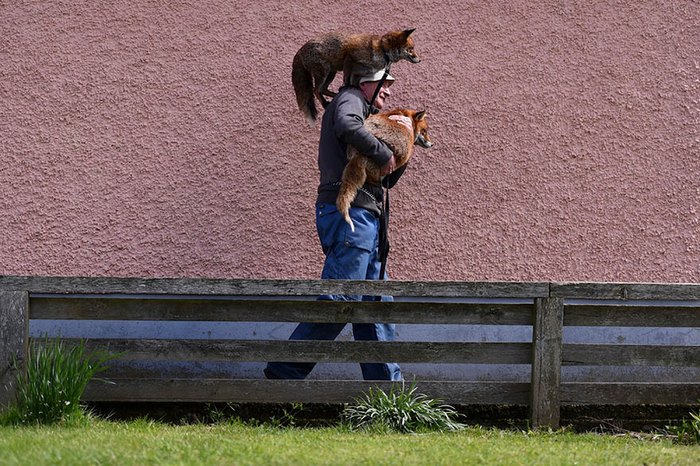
[333,91,393,168]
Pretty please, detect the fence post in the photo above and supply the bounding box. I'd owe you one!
[0,291,29,409]
[530,297,564,429]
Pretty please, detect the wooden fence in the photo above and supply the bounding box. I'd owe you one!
[1,276,699,428]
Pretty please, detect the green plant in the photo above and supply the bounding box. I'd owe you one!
[267,402,305,428]
[2,336,115,425]
[203,402,240,425]
[666,410,700,444]
[342,382,465,433]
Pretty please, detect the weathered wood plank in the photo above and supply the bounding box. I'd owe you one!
[552,282,700,301]
[6,275,700,300]
[561,382,700,405]
[0,291,29,408]
[30,297,534,325]
[530,297,564,429]
[82,378,531,404]
[0,275,549,298]
[562,344,700,367]
[63,339,533,364]
[564,304,700,327]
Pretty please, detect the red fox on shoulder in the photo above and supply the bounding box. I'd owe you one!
[337,109,433,232]
[292,29,420,124]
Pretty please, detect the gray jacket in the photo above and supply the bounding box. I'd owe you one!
[316,86,404,216]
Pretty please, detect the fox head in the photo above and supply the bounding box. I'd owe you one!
[390,109,433,148]
[382,28,421,64]
[411,110,433,148]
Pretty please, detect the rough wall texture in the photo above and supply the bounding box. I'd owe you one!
[1,0,698,282]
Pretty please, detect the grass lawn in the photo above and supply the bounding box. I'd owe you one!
[1,420,699,466]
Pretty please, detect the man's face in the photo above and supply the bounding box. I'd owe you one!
[360,81,393,109]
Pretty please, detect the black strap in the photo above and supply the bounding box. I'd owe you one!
[378,187,390,280]
[369,57,392,112]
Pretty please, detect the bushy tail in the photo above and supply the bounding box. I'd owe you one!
[292,52,317,124]
[336,156,368,233]
[336,183,357,232]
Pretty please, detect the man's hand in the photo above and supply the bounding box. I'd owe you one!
[388,114,413,133]
[380,155,397,176]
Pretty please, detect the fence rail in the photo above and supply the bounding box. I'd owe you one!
[1,276,699,428]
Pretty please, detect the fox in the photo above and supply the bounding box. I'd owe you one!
[337,109,433,232]
[292,28,420,124]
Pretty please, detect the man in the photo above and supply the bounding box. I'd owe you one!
[264,69,408,381]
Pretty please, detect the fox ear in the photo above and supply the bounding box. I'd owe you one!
[403,28,416,38]
[415,110,426,121]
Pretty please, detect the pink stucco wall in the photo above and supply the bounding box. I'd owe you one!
[1,1,698,282]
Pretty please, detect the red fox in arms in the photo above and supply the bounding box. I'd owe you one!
[337,109,433,232]
[292,29,420,123]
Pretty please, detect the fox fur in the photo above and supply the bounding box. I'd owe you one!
[292,29,420,123]
[337,109,433,232]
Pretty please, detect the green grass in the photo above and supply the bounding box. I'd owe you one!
[1,420,699,466]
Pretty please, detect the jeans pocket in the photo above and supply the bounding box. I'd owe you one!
[342,208,378,252]
[317,203,378,253]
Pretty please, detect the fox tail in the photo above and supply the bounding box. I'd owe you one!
[336,184,356,233]
[292,52,317,124]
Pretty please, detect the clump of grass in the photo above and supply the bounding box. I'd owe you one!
[666,410,700,444]
[342,383,465,433]
[1,337,115,426]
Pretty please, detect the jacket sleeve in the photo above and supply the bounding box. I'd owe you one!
[333,91,393,167]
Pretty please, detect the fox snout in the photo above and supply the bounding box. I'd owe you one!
[402,43,420,63]
[416,135,432,148]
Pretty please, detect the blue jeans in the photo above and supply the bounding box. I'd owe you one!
[265,203,402,381]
